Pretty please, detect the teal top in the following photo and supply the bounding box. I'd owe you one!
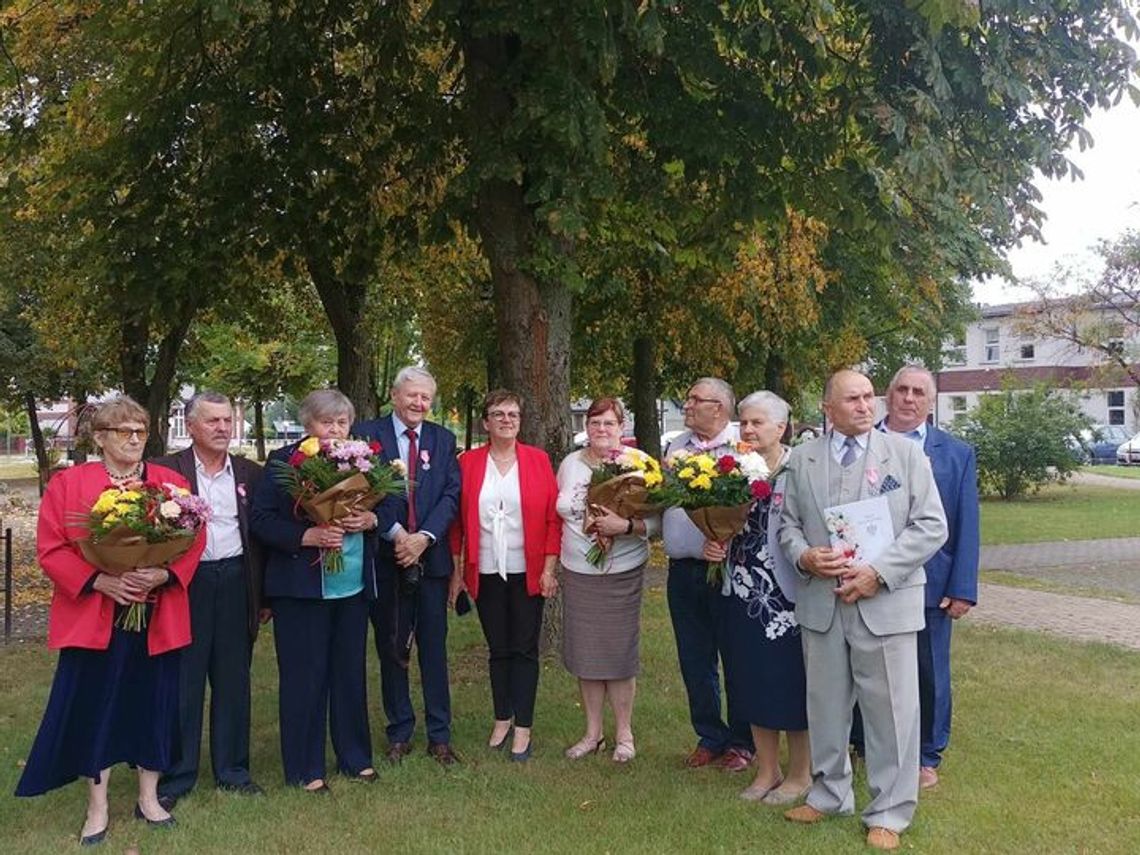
[322,532,364,599]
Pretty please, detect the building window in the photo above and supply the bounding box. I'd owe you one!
[170,404,186,439]
[944,334,966,366]
[1018,342,1035,361]
[949,396,968,418]
[983,327,1000,363]
[1108,390,1125,426]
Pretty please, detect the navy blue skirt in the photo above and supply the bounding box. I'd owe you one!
[15,623,181,797]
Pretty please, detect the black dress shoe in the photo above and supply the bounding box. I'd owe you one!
[386,742,412,764]
[427,743,460,766]
[79,826,108,847]
[157,794,178,812]
[351,769,379,783]
[134,803,177,828]
[218,781,265,796]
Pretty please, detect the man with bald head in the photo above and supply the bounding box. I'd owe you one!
[778,369,947,851]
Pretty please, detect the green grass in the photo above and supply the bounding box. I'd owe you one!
[1082,465,1140,480]
[0,457,36,479]
[2,588,1139,853]
[981,484,1140,545]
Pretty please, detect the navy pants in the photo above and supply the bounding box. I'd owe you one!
[370,572,453,746]
[160,557,252,799]
[918,606,954,768]
[666,558,753,753]
[272,594,373,785]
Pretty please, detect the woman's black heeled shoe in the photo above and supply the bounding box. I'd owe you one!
[510,740,533,763]
[489,727,514,752]
[79,826,108,847]
[134,803,177,828]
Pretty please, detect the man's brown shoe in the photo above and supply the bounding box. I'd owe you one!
[683,746,722,768]
[919,765,939,789]
[427,743,460,766]
[784,804,826,824]
[717,747,755,772]
[866,827,900,851]
[385,742,412,764]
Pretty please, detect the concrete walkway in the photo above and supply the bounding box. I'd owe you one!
[1071,469,1140,491]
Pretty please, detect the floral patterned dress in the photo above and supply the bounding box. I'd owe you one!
[719,481,808,731]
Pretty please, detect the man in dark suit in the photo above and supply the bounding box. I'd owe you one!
[882,366,979,790]
[354,366,461,765]
[155,391,267,808]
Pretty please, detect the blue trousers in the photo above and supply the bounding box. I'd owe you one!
[370,572,452,746]
[918,606,954,768]
[160,557,252,799]
[666,558,753,753]
[272,594,373,785]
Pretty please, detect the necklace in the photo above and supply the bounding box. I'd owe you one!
[104,461,144,484]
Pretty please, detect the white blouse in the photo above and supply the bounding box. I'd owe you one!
[478,457,526,577]
[555,449,660,576]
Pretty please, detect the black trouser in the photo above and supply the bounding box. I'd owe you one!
[160,557,252,798]
[475,574,544,728]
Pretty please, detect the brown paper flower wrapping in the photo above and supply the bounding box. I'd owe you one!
[685,503,752,543]
[297,472,384,525]
[77,527,197,576]
[586,473,650,520]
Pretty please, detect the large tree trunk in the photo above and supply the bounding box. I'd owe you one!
[118,305,196,457]
[253,396,266,461]
[307,254,379,421]
[631,334,661,457]
[24,391,52,495]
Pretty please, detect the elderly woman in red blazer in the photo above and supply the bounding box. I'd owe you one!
[449,389,560,762]
[16,396,204,846]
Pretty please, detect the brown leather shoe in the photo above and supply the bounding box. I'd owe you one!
[866,827,900,850]
[919,765,939,789]
[385,742,412,764]
[683,746,723,768]
[427,743,460,766]
[784,804,827,824]
[718,747,755,772]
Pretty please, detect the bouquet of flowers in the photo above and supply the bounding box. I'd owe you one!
[649,443,772,584]
[269,436,408,572]
[76,482,212,630]
[583,448,664,568]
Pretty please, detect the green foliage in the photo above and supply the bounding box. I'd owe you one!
[956,383,1091,499]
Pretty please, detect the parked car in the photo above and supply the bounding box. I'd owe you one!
[1117,431,1140,465]
[1076,424,1133,464]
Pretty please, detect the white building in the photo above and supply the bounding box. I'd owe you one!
[934,301,1138,431]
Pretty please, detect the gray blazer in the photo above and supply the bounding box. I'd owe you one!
[777,430,947,637]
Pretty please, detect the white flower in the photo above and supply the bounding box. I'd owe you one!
[737,451,770,483]
[159,500,182,519]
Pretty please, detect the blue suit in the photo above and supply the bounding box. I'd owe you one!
[352,415,460,747]
[250,441,378,785]
[918,425,980,768]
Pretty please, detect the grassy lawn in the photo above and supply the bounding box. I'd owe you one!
[1082,465,1140,480]
[0,457,36,480]
[981,484,1140,545]
[3,589,1139,853]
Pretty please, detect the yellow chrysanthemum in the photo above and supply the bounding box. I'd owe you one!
[118,490,141,501]
[103,513,120,525]
[644,470,663,488]
[690,473,713,490]
[695,455,716,473]
[299,436,321,457]
[677,466,696,480]
[92,493,119,515]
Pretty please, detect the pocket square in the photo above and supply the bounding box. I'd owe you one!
[878,475,902,494]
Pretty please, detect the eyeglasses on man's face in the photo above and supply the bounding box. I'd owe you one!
[684,394,721,407]
[98,426,149,441]
[488,410,521,422]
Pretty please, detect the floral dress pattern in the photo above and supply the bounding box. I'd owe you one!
[727,495,799,641]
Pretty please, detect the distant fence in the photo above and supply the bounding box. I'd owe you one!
[2,526,11,642]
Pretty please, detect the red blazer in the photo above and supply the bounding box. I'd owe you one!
[37,462,204,656]
[449,443,561,599]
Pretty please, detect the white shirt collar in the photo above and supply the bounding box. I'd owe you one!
[882,418,927,443]
[193,449,232,477]
[830,430,870,456]
[391,412,418,438]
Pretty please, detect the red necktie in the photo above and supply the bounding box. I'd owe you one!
[405,428,418,532]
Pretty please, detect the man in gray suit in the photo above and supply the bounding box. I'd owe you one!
[779,369,947,852]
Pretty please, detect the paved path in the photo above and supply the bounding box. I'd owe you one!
[1071,469,1140,491]
[981,537,1140,570]
[967,582,1140,650]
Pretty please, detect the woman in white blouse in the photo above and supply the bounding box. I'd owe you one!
[450,390,561,762]
[556,398,659,763]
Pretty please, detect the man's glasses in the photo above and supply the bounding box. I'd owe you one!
[684,395,721,406]
[487,411,521,422]
[97,426,149,440]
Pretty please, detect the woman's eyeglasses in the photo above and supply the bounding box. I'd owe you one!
[487,411,521,422]
[97,427,149,440]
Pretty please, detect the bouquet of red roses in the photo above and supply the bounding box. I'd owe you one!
[270,436,408,572]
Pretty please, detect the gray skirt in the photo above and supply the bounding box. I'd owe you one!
[561,563,645,680]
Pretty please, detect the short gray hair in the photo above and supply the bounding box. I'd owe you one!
[185,391,231,422]
[298,389,355,430]
[692,377,735,412]
[391,365,437,395]
[738,390,790,425]
[888,364,936,398]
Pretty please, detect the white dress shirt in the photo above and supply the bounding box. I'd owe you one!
[830,430,870,464]
[194,451,243,561]
[477,457,526,578]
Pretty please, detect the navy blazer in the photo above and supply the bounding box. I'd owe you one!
[250,441,379,601]
[352,415,460,580]
[923,425,980,608]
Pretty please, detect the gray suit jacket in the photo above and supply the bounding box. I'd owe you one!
[777,430,947,637]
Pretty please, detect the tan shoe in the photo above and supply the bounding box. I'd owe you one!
[784,803,826,824]
[919,765,939,789]
[866,827,900,850]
